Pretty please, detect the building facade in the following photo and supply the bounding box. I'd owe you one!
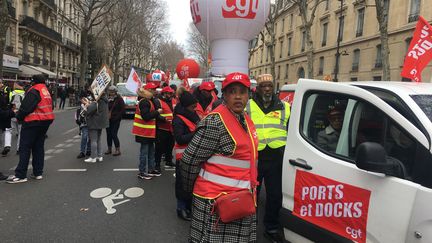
[249,0,432,87]
[3,0,81,86]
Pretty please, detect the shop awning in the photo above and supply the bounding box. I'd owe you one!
[19,65,43,77]
[2,66,21,75]
[27,65,56,78]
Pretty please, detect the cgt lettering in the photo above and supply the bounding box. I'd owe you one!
[346,226,363,239]
[222,0,259,19]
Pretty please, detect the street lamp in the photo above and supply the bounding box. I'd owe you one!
[334,0,344,82]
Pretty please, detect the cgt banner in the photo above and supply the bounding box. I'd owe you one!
[90,65,113,101]
[293,170,371,243]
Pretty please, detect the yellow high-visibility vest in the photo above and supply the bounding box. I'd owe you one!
[246,99,290,151]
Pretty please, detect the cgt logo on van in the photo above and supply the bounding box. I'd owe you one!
[293,170,371,243]
[222,0,259,19]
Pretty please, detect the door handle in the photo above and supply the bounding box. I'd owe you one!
[289,159,313,170]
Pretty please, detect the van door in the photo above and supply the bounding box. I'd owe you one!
[281,79,429,243]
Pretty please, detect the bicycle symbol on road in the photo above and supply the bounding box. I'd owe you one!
[90,187,144,215]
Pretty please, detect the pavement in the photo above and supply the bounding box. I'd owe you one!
[0,109,273,242]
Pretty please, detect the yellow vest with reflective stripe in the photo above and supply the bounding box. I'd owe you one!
[247,99,290,151]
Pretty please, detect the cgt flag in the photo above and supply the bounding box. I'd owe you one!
[126,67,142,93]
[401,16,432,82]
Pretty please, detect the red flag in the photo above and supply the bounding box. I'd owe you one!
[401,16,432,82]
[183,78,190,91]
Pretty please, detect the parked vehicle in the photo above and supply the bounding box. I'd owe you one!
[278,84,296,105]
[116,83,138,117]
[281,79,432,243]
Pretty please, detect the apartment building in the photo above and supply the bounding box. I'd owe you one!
[249,0,432,87]
[2,0,81,86]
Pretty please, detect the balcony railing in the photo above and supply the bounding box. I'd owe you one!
[40,0,56,11]
[408,13,419,23]
[64,38,80,52]
[321,40,326,47]
[20,16,62,43]
[34,56,41,64]
[5,46,14,53]
[50,60,56,67]
[352,63,359,71]
[43,59,49,65]
[356,30,363,37]
[318,69,323,75]
[374,62,382,68]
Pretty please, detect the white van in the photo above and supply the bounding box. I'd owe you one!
[281,79,432,243]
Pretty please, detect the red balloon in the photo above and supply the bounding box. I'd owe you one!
[176,59,200,80]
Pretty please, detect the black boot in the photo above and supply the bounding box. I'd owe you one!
[177,209,191,221]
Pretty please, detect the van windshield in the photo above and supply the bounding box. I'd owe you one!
[411,95,432,123]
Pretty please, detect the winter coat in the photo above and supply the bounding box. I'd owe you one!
[86,95,109,130]
[172,104,200,145]
[108,95,125,122]
[135,89,165,144]
[0,88,14,130]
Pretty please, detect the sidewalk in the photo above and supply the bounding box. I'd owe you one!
[53,98,78,113]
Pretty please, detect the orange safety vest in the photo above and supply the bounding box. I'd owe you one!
[132,99,156,138]
[158,99,174,132]
[24,84,55,122]
[173,114,197,160]
[193,105,258,199]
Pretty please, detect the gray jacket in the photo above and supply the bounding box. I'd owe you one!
[86,96,109,130]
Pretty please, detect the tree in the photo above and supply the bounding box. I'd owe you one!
[375,0,390,80]
[291,0,326,79]
[157,41,185,77]
[0,0,10,79]
[71,0,118,87]
[105,0,141,83]
[186,23,209,76]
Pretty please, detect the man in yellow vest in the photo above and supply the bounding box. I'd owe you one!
[246,74,290,243]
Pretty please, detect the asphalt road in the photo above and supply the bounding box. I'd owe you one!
[0,109,272,243]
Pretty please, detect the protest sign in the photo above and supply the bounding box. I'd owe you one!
[90,65,113,100]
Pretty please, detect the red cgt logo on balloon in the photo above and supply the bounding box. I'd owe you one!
[176,59,200,80]
[222,0,259,19]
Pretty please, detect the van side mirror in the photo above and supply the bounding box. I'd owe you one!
[355,142,406,179]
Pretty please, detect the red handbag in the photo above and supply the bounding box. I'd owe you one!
[213,189,256,223]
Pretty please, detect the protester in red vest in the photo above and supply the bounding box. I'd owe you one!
[133,83,164,180]
[7,75,54,184]
[172,91,200,221]
[194,82,218,119]
[181,72,258,242]
[155,86,176,171]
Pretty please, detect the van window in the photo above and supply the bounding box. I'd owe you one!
[301,92,432,187]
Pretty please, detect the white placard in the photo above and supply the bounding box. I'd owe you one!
[90,65,112,101]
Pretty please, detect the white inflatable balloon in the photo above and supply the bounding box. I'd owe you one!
[191,0,270,76]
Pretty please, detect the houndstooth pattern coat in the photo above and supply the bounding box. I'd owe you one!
[180,109,257,243]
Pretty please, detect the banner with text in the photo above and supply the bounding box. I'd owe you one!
[401,16,432,82]
[90,65,113,101]
[293,170,371,243]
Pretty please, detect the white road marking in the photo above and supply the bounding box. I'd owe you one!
[73,139,81,143]
[58,169,87,172]
[73,135,80,139]
[65,144,74,148]
[164,168,175,171]
[55,144,65,148]
[62,127,78,135]
[113,168,139,172]
[54,149,64,154]
[45,149,55,154]
[45,155,53,160]
[65,139,74,143]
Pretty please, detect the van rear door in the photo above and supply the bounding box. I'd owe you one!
[281,79,429,243]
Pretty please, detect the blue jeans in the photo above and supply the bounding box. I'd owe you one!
[80,127,91,154]
[139,142,155,173]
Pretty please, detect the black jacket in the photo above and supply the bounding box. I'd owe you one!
[0,89,14,130]
[16,87,52,128]
[172,105,200,145]
[135,97,165,143]
[108,95,125,122]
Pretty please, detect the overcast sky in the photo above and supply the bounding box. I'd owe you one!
[164,0,192,46]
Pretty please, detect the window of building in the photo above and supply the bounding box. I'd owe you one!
[298,67,305,79]
[338,16,345,41]
[42,45,47,61]
[356,8,365,37]
[288,37,292,56]
[405,37,412,51]
[23,38,28,55]
[265,68,268,74]
[266,46,270,62]
[34,42,38,58]
[23,1,28,15]
[275,23,278,36]
[318,56,324,75]
[321,22,328,47]
[408,0,420,23]
[351,77,358,81]
[325,0,329,10]
[373,76,381,81]
[260,49,263,63]
[280,39,284,58]
[375,44,382,68]
[301,31,306,52]
[285,64,289,79]
[289,14,293,29]
[281,18,285,33]
[352,49,360,71]
[277,65,281,79]
[5,27,11,47]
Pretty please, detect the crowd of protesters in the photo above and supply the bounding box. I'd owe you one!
[0,72,291,243]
